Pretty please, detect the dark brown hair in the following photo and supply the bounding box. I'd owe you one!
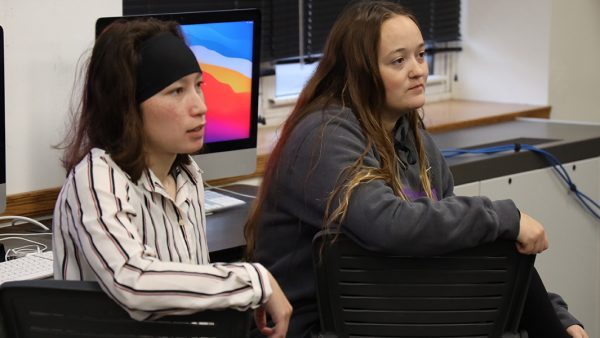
[59,18,189,181]
[244,0,434,257]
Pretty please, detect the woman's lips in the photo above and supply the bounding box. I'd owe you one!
[408,84,424,92]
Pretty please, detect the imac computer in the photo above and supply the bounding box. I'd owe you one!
[96,9,260,181]
[0,26,6,213]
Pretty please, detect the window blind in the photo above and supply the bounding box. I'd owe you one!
[123,0,461,64]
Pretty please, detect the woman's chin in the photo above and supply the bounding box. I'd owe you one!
[183,143,204,155]
[411,95,427,109]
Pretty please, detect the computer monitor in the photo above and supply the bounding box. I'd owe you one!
[0,26,6,213]
[96,9,260,181]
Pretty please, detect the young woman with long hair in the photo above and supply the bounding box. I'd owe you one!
[244,1,586,337]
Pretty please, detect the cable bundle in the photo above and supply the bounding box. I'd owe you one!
[442,143,600,221]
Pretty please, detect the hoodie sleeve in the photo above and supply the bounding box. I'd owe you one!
[549,292,584,329]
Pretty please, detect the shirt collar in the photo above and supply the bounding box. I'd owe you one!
[139,155,202,198]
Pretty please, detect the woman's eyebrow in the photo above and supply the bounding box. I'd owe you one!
[385,47,406,58]
[385,42,425,58]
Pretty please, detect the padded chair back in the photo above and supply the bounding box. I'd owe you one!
[0,279,251,338]
[313,231,535,338]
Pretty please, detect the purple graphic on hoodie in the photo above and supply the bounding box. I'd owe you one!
[404,187,439,201]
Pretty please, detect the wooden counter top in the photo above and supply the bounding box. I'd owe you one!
[2,100,550,218]
[423,99,550,133]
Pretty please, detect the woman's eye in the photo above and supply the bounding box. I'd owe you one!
[392,57,405,65]
[418,51,426,59]
[172,87,184,95]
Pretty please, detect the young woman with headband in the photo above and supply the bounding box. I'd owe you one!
[53,18,291,338]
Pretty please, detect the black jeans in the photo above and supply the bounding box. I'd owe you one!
[520,268,570,338]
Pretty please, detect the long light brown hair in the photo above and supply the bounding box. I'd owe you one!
[58,19,190,181]
[245,0,433,257]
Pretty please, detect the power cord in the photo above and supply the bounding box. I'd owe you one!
[0,215,52,261]
[204,182,257,200]
[0,215,50,231]
[442,143,600,221]
[0,235,50,261]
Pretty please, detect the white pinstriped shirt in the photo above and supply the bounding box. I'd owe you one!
[52,148,271,320]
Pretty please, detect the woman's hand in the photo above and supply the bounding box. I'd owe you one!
[516,212,548,254]
[566,324,588,338]
[254,272,292,338]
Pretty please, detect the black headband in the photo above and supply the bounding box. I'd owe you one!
[136,32,201,103]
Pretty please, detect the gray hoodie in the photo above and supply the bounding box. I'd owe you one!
[252,106,578,337]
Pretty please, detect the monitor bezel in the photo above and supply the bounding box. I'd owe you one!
[0,25,6,213]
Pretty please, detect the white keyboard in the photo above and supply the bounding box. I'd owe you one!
[204,189,246,214]
[0,250,54,285]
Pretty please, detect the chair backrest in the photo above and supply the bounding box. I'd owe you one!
[312,231,535,338]
[0,279,251,338]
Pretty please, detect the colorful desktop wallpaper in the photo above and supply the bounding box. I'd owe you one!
[181,22,254,143]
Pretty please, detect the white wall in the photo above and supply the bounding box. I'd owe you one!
[456,0,600,123]
[453,0,552,105]
[549,0,600,123]
[0,0,121,195]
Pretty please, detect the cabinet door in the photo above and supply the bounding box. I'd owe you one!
[453,181,480,197]
[479,157,600,337]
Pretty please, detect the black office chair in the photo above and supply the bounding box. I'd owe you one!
[0,279,251,338]
[312,230,535,338]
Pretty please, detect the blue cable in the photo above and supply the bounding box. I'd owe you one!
[442,143,600,221]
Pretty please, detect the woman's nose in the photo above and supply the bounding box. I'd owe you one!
[191,91,208,116]
[409,58,428,78]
